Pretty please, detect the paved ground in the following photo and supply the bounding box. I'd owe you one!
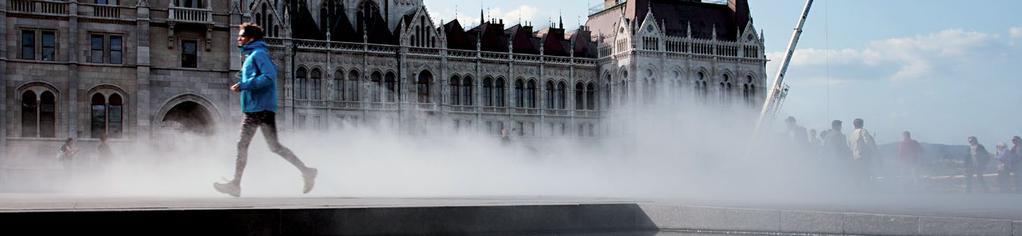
[1,193,1020,221]
[656,192,1022,221]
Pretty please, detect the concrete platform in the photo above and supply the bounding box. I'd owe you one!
[1,195,1022,235]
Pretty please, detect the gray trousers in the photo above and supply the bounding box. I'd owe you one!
[233,111,307,184]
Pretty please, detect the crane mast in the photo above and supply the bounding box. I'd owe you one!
[755,0,814,132]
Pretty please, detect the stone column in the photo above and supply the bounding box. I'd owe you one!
[67,1,80,139]
[135,1,152,141]
[229,0,243,125]
[0,0,7,155]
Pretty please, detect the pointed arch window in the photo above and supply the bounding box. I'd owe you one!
[417,71,433,104]
[526,80,537,108]
[385,72,398,102]
[295,67,308,100]
[514,79,524,108]
[370,72,383,103]
[574,82,584,110]
[449,75,461,105]
[482,77,494,106]
[586,83,597,110]
[310,69,322,100]
[545,81,555,109]
[333,69,345,101]
[462,76,474,106]
[496,78,506,107]
[720,74,732,103]
[347,70,360,101]
[555,81,566,110]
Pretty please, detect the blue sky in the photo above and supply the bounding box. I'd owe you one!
[423,0,1022,145]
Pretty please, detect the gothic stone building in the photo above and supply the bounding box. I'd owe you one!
[1,0,766,157]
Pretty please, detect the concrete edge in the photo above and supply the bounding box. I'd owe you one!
[640,204,1020,236]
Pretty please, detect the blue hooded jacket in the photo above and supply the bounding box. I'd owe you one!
[238,40,278,113]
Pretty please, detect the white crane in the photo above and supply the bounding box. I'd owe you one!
[754,0,814,133]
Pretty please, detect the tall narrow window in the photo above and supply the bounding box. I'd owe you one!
[41,31,55,61]
[496,78,506,107]
[295,67,308,99]
[108,94,123,138]
[514,79,524,108]
[21,30,35,60]
[109,35,123,64]
[557,82,567,110]
[311,69,322,100]
[296,68,306,100]
[462,77,473,106]
[526,80,537,108]
[347,70,360,101]
[586,83,596,110]
[370,72,382,103]
[449,76,461,105]
[417,71,433,104]
[574,82,583,110]
[91,94,107,139]
[385,72,397,102]
[334,70,345,101]
[483,77,493,106]
[39,91,56,138]
[90,34,105,63]
[21,91,38,137]
[182,40,197,68]
[545,81,555,109]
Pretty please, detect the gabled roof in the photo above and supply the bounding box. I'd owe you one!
[443,19,475,50]
[539,27,570,57]
[357,10,396,44]
[469,21,508,52]
[634,0,751,40]
[586,0,752,41]
[505,24,539,54]
[288,0,324,40]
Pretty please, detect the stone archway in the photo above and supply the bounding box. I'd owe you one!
[156,94,222,136]
[161,101,215,135]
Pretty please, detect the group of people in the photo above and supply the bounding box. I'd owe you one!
[784,116,1022,193]
[963,136,1021,193]
[56,134,113,173]
[785,117,881,189]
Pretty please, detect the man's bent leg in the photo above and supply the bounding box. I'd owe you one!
[259,114,308,170]
[259,112,317,193]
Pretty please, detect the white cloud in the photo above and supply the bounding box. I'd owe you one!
[430,5,540,28]
[1011,27,1022,39]
[768,29,1010,81]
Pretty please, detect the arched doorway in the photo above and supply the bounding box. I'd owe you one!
[161,101,214,135]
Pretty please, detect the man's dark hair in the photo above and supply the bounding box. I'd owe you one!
[831,120,842,128]
[240,22,265,39]
[853,118,864,129]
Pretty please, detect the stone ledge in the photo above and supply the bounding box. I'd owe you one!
[641,204,1020,236]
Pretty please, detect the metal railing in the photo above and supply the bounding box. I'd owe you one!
[168,2,212,24]
[446,105,478,113]
[78,3,133,20]
[408,47,441,55]
[275,38,602,67]
[329,101,361,109]
[416,103,437,110]
[7,0,69,15]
